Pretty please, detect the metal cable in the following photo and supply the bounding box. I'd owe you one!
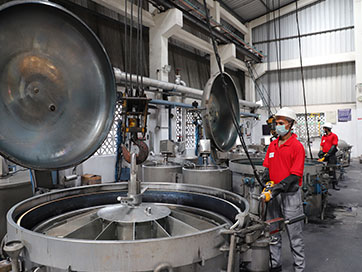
[136,0,141,89]
[140,0,144,93]
[295,1,313,159]
[202,0,263,187]
[124,0,128,90]
[271,0,282,108]
[278,0,282,108]
[129,0,134,93]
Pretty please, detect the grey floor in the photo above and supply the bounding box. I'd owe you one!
[281,160,362,271]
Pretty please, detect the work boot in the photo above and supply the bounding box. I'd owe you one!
[333,183,340,190]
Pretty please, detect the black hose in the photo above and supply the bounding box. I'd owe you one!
[295,1,313,159]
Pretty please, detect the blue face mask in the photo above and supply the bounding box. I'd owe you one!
[276,125,289,136]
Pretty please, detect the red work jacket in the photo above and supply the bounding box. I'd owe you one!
[321,132,338,153]
[263,133,305,186]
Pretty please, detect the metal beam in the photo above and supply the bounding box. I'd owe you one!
[152,0,262,62]
[248,0,322,29]
[253,25,354,44]
[91,0,155,27]
[216,0,246,23]
[254,52,356,79]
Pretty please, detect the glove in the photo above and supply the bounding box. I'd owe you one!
[271,175,300,198]
[318,157,325,162]
[260,181,274,202]
[318,151,324,158]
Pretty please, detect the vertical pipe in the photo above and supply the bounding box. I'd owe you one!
[226,234,236,272]
[168,106,172,140]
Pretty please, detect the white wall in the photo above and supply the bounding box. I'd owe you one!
[82,155,116,183]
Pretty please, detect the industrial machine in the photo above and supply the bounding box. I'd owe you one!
[142,140,182,183]
[181,70,240,190]
[182,139,232,190]
[230,158,328,220]
[301,160,329,220]
[336,139,353,167]
[0,172,33,241]
[0,1,307,272]
[229,159,265,216]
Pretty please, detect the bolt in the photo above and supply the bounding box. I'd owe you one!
[33,87,39,94]
[49,104,56,112]
[145,206,152,215]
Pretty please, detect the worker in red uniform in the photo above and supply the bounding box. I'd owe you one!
[318,122,339,190]
[261,107,305,272]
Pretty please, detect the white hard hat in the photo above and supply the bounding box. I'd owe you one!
[323,122,333,129]
[275,107,297,121]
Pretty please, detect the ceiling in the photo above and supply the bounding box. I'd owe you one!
[220,0,297,23]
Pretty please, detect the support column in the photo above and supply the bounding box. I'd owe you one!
[244,27,256,103]
[210,44,235,76]
[149,9,183,153]
[354,0,362,156]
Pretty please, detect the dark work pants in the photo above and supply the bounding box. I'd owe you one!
[266,189,305,272]
[327,155,338,185]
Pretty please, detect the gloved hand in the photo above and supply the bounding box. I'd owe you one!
[318,156,325,162]
[260,181,274,202]
[318,153,328,162]
[318,151,324,159]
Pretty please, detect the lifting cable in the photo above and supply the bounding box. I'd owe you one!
[246,62,277,114]
[271,0,282,109]
[295,1,313,159]
[202,0,263,187]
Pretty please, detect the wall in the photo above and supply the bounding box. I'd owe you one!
[252,0,354,62]
[249,0,358,157]
[82,155,116,183]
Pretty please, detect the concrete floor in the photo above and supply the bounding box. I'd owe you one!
[281,160,362,271]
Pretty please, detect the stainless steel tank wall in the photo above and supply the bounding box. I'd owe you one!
[182,165,232,190]
[142,161,182,183]
[0,172,32,240]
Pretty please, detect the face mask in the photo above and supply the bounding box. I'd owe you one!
[276,125,289,136]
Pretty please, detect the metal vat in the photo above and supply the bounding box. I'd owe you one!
[0,172,32,240]
[142,161,182,183]
[6,182,248,272]
[182,165,232,190]
[229,159,264,215]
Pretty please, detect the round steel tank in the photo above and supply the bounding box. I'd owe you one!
[182,165,232,190]
[229,159,264,215]
[142,161,182,183]
[0,172,32,240]
[6,182,248,272]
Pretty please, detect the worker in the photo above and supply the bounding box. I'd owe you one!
[318,122,339,190]
[261,107,305,272]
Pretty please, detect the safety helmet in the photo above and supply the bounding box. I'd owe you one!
[275,107,297,121]
[322,122,333,129]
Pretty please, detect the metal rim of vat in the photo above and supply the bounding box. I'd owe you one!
[182,165,230,171]
[7,182,249,271]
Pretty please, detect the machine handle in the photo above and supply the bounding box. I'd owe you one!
[285,214,305,225]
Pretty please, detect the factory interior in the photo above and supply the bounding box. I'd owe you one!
[0,0,361,271]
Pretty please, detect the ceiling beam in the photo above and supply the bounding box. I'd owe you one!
[248,0,321,29]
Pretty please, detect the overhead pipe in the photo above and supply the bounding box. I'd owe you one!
[113,68,261,110]
[149,99,197,109]
[114,68,202,99]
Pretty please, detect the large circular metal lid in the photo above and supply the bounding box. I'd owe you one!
[202,73,240,152]
[0,1,116,170]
